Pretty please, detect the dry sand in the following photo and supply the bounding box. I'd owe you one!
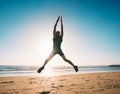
[0,72,120,94]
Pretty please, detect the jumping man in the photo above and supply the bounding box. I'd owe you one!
[37,16,78,73]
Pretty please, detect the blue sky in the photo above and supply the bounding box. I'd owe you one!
[0,0,120,66]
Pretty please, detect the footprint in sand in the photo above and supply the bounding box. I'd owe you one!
[39,91,50,94]
[0,81,14,84]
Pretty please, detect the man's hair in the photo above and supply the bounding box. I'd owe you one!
[56,31,60,34]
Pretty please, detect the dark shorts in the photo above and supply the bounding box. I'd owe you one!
[52,49,64,56]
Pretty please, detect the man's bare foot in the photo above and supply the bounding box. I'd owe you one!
[37,66,44,73]
[74,66,78,72]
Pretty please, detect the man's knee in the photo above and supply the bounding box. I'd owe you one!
[63,57,69,62]
[45,59,49,63]
[66,59,70,62]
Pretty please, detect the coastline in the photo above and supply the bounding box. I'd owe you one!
[0,65,120,77]
[0,72,120,94]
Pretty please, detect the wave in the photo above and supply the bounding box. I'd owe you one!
[0,65,120,77]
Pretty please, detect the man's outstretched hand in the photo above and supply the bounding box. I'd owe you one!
[55,16,60,27]
[57,16,60,22]
[61,16,62,22]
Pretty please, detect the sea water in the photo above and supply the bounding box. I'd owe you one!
[0,65,120,77]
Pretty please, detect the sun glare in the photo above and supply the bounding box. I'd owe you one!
[42,67,55,76]
[40,41,52,59]
[18,18,82,66]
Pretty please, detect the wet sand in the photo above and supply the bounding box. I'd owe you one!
[0,72,120,94]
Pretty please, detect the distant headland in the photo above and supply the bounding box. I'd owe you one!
[109,65,120,67]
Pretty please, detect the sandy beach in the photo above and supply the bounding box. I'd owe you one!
[0,72,120,94]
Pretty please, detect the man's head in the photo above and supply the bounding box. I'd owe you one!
[56,31,60,36]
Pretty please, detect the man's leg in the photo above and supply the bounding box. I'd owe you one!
[61,55,78,72]
[37,52,55,73]
[43,52,55,67]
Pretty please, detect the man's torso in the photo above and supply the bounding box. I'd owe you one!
[53,36,62,50]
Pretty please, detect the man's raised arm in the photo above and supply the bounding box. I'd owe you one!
[53,16,60,36]
[61,16,63,38]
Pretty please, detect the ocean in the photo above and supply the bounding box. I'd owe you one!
[0,65,120,77]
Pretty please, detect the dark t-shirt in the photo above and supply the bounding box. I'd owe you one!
[53,36,62,50]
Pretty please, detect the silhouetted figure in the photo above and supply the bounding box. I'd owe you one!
[38,16,78,73]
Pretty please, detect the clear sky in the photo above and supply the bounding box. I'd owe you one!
[0,0,120,66]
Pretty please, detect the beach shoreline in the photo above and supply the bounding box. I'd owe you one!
[0,72,120,94]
